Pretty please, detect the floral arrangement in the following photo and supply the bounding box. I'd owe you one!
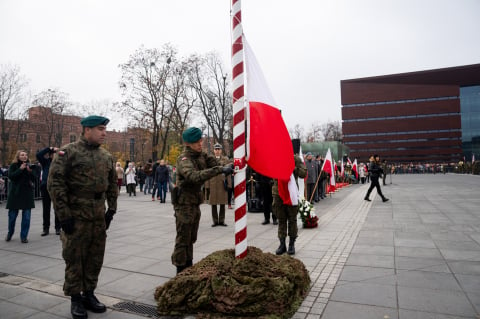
[298,197,318,228]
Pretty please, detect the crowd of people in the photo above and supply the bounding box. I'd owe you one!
[1,114,477,319]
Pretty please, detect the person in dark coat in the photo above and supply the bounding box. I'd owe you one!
[364,154,389,202]
[36,146,60,236]
[153,159,169,203]
[5,150,37,243]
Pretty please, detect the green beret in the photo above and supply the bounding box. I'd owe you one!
[80,115,110,127]
[182,127,202,143]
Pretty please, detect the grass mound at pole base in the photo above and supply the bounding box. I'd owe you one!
[154,246,311,318]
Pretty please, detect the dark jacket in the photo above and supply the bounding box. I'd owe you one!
[6,161,36,210]
[368,161,384,179]
[154,165,169,183]
[36,147,54,186]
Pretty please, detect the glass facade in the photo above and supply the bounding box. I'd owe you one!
[460,85,480,160]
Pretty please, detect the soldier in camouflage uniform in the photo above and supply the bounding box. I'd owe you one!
[171,127,233,274]
[272,154,307,255]
[48,115,118,319]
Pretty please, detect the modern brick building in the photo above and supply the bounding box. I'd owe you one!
[341,63,480,163]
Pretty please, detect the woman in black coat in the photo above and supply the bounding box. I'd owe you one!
[5,150,36,243]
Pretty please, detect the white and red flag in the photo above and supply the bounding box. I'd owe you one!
[244,36,294,182]
[321,148,336,187]
[244,36,297,205]
[352,159,358,180]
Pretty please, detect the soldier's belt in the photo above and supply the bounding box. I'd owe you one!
[76,192,105,200]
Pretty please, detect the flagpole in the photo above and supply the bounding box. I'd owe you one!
[231,0,248,259]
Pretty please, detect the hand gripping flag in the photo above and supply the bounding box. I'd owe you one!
[244,36,294,182]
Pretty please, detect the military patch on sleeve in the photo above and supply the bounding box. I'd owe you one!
[58,151,66,156]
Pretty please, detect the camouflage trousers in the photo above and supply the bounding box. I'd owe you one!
[273,195,299,239]
[61,218,106,295]
[171,204,201,267]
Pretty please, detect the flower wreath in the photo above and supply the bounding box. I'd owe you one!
[298,197,318,228]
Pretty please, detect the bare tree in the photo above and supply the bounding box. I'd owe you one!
[306,122,323,142]
[289,124,304,142]
[320,120,342,141]
[32,88,71,147]
[118,44,176,161]
[189,52,232,150]
[0,64,29,164]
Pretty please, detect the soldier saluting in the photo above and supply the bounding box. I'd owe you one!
[48,115,118,319]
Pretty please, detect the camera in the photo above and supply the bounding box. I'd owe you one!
[27,163,37,170]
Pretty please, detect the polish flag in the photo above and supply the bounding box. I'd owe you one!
[352,159,358,180]
[321,148,336,187]
[244,36,296,204]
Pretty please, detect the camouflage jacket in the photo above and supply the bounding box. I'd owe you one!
[272,155,307,196]
[175,146,223,206]
[47,135,118,221]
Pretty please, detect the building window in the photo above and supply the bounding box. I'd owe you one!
[36,134,41,143]
[1,133,9,141]
[70,135,76,143]
[20,133,27,142]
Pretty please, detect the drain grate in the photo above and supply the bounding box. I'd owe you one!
[113,301,159,318]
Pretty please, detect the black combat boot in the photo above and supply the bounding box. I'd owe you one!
[71,294,88,319]
[176,265,187,274]
[382,197,389,202]
[275,238,287,255]
[287,237,296,255]
[41,228,49,236]
[82,290,106,313]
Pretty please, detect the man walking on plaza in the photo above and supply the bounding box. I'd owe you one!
[171,127,233,274]
[364,154,389,202]
[48,115,118,319]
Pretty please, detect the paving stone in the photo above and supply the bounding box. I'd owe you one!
[330,282,397,308]
[322,301,398,319]
[398,286,477,317]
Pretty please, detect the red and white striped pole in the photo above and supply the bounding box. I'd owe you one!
[231,0,247,258]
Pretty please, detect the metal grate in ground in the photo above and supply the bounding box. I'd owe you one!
[112,301,159,318]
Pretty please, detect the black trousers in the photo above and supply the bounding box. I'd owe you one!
[365,177,385,199]
[41,184,59,230]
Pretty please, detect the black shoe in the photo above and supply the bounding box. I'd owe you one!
[5,234,12,242]
[219,222,228,227]
[71,300,87,319]
[272,220,278,225]
[21,238,28,243]
[41,229,49,236]
[382,198,389,202]
[261,220,270,225]
[55,229,61,235]
[82,292,106,313]
[364,197,371,202]
[212,223,218,227]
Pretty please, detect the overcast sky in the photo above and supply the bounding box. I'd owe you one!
[1,0,479,131]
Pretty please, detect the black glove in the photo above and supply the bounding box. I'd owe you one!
[222,164,234,176]
[105,209,115,230]
[60,217,75,234]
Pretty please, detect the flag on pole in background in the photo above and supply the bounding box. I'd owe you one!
[321,148,336,186]
[341,158,344,177]
[244,36,294,181]
[352,159,358,180]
